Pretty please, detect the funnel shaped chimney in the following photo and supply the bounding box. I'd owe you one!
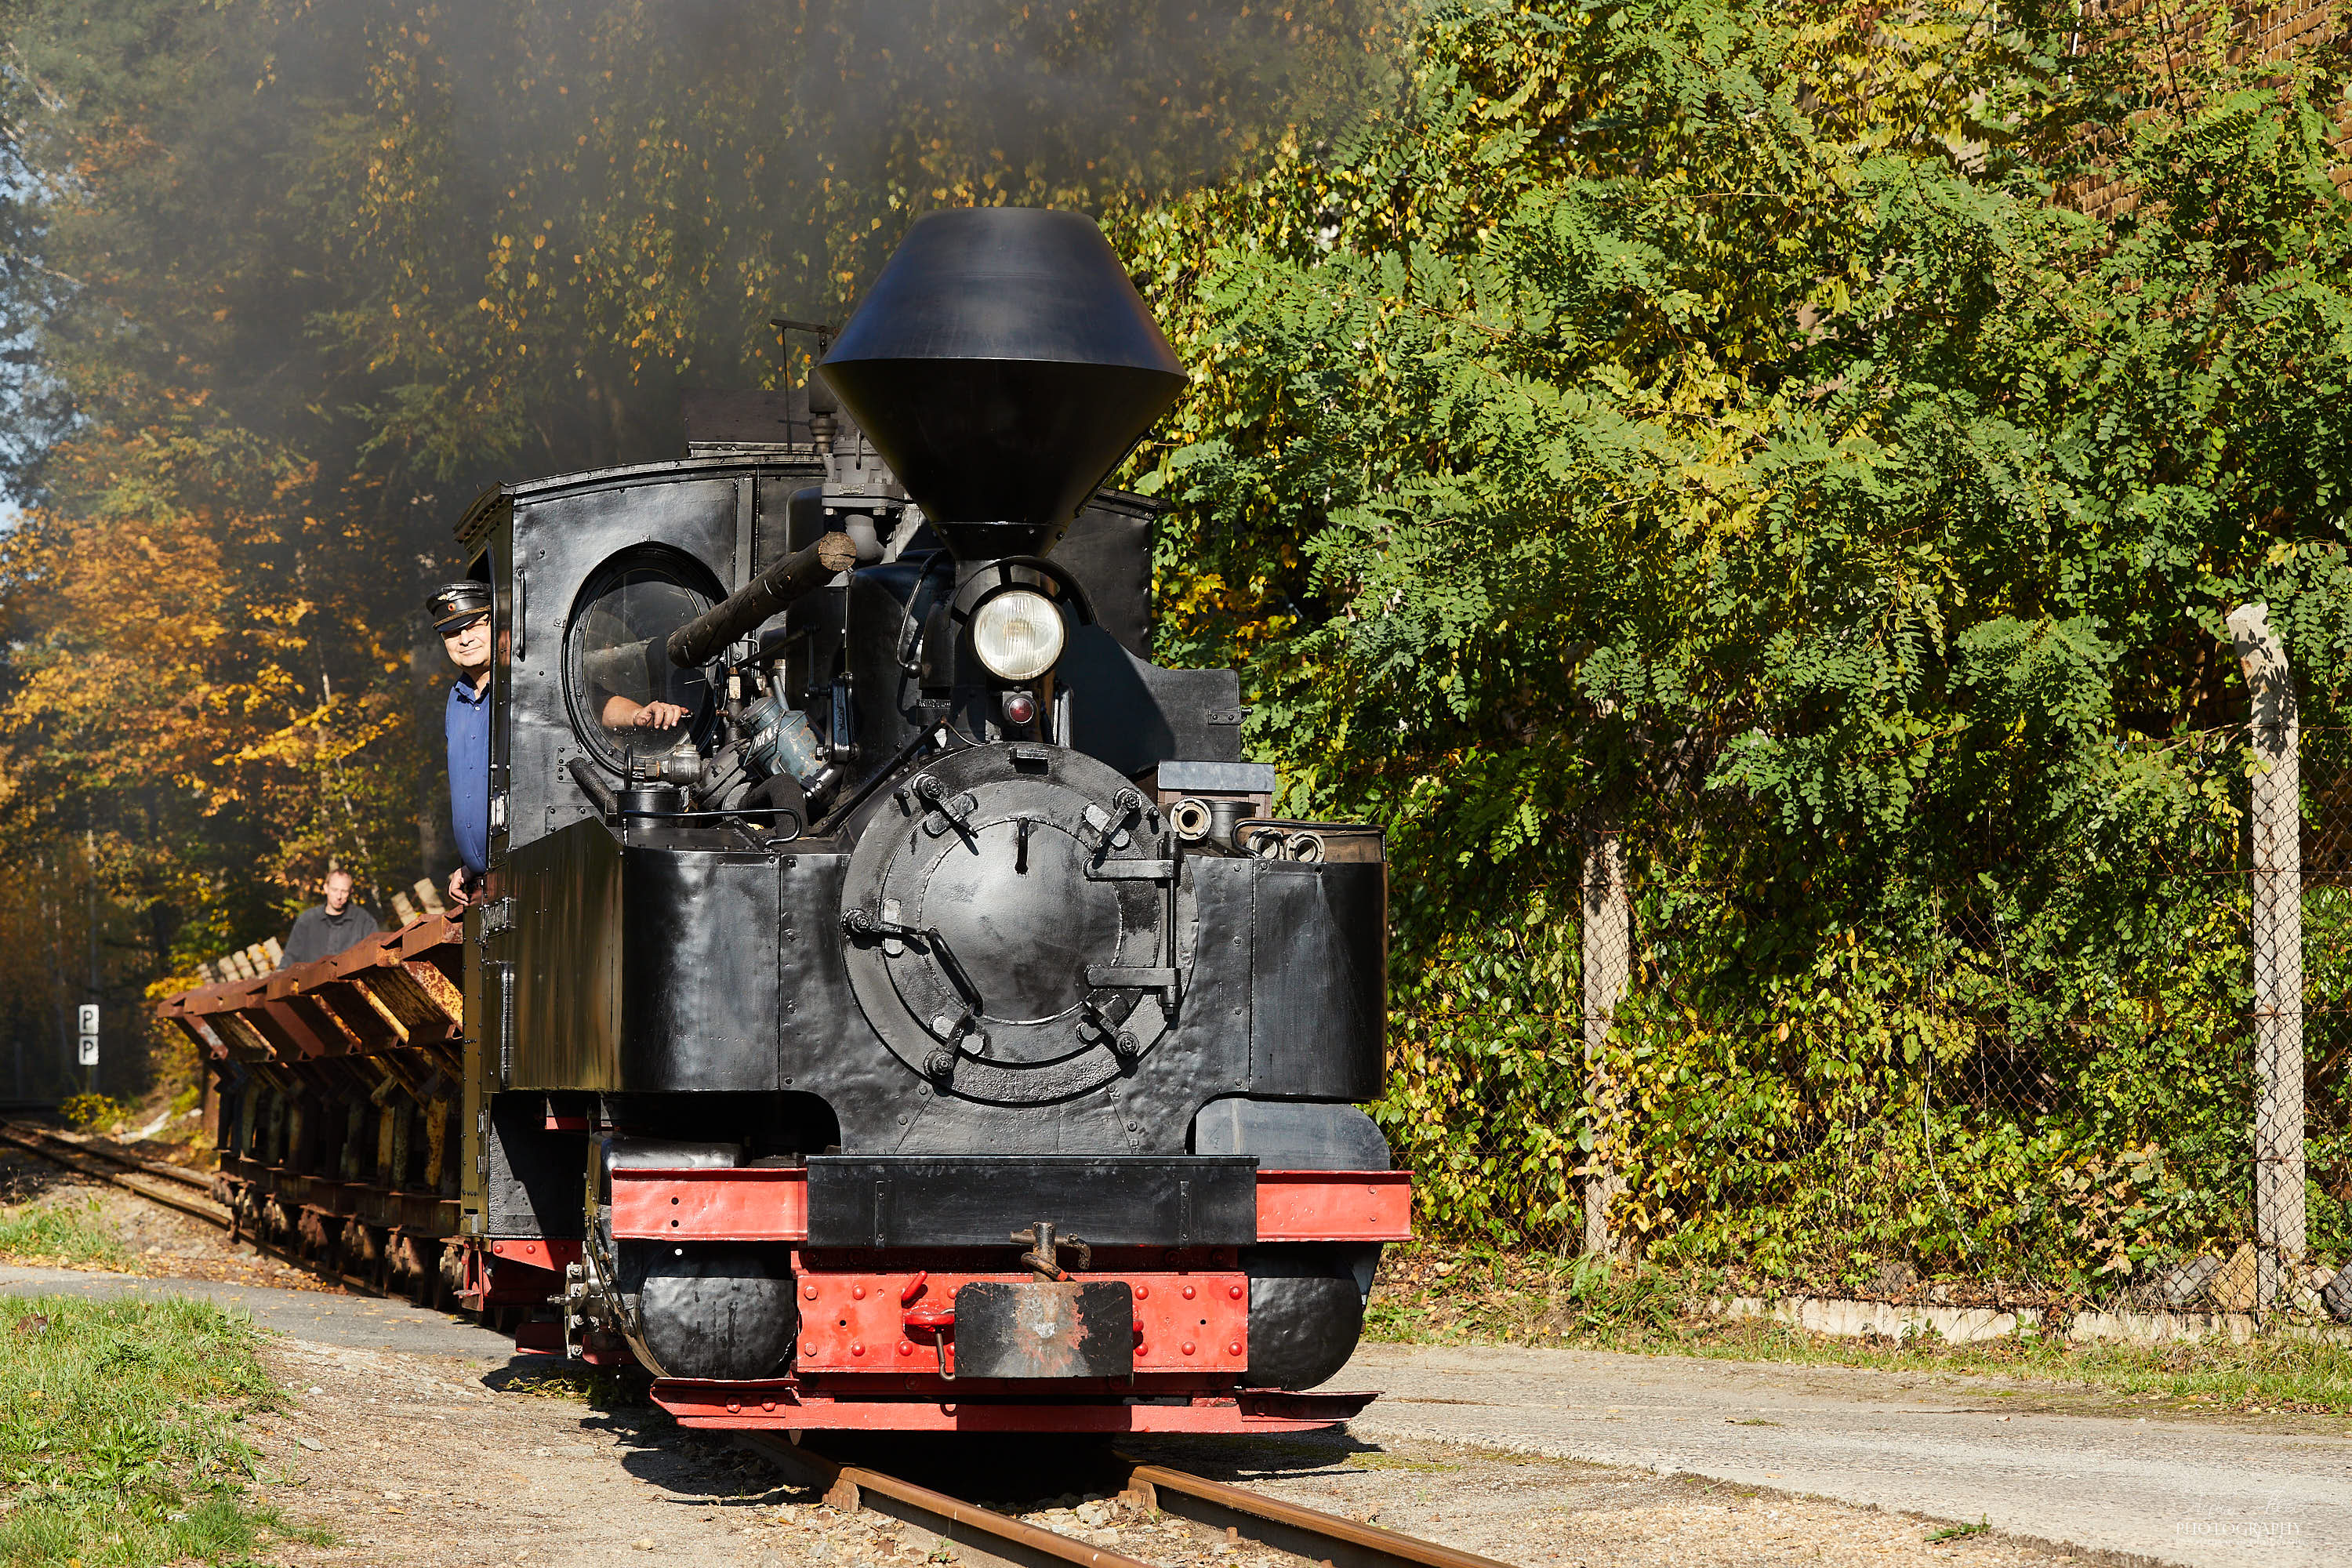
[818,209,1185,557]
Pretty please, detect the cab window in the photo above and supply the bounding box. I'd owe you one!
[566,551,720,772]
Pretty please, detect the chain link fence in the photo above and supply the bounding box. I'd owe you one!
[1382,659,2352,1321]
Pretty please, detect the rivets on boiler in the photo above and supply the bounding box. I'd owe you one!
[803,1283,818,1300]
[1181,1341,1196,1357]
[852,1283,866,1300]
[1229,1284,1243,1300]
[851,1341,866,1357]
[1228,1341,1243,1358]
[1133,1283,1149,1299]
[1181,1285,1196,1300]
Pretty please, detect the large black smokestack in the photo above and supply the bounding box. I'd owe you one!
[816,208,1185,558]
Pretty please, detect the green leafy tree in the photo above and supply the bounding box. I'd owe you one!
[1120,0,2352,1283]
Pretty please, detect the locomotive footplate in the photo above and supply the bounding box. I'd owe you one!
[648,1382,1381,1434]
[952,1280,1134,1379]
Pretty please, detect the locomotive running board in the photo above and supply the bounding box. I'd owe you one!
[652,1382,1379,1433]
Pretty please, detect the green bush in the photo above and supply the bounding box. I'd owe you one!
[59,1094,132,1133]
[1114,1,2352,1294]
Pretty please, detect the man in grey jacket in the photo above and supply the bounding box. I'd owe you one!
[278,869,382,968]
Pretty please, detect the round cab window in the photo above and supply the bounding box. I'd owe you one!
[566,552,720,771]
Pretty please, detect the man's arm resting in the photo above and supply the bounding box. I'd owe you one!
[600,694,690,730]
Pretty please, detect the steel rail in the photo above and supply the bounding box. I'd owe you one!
[1110,1457,1516,1568]
[0,1123,232,1230]
[736,1432,1160,1568]
[737,1433,1519,1568]
[0,1121,216,1193]
[0,1120,390,1298]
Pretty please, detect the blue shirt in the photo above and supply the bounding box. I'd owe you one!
[445,677,491,875]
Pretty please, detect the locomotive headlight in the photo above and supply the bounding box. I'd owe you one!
[970,590,1065,681]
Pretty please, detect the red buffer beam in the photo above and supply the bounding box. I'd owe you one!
[609,1167,1412,1244]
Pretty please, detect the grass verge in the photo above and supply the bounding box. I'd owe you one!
[0,1293,325,1566]
[1366,1245,2352,1417]
[0,1200,131,1271]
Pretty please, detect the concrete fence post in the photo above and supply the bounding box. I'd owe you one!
[1581,815,1631,1259]
[2227,602,2306,1311]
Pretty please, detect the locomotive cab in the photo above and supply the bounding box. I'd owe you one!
[456,209,1408,1433]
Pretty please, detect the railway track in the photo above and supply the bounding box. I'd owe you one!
[0,1119,391,1296]
[0,1120,227,1225]
[4,1116,1475,1568]
[740,1435,1514,1568]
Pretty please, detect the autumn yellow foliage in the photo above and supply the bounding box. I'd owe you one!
[0,0,1399,1093]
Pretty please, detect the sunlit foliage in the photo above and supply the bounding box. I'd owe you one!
[1117,0,2352,1284]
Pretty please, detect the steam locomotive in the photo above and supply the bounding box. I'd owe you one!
[176,209,1408,1435]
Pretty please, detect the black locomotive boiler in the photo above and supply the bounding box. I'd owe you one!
[458,208,1406,1434]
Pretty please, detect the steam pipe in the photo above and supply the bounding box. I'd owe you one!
[567,757,619,817]
[666,532,859,669]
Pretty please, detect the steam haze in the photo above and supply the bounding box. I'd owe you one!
[0,0,1412,1024]
[5,0,1412,501]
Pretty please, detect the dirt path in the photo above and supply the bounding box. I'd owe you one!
[249,1338,789,1566]
[2,1171,2318,1566]
[1102,1433,2089,1568]
[238,1338,2107,1568]
[5,1252,2106,1568]
[250,1367,2092,1568]
[1332,1342,2351,1568]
